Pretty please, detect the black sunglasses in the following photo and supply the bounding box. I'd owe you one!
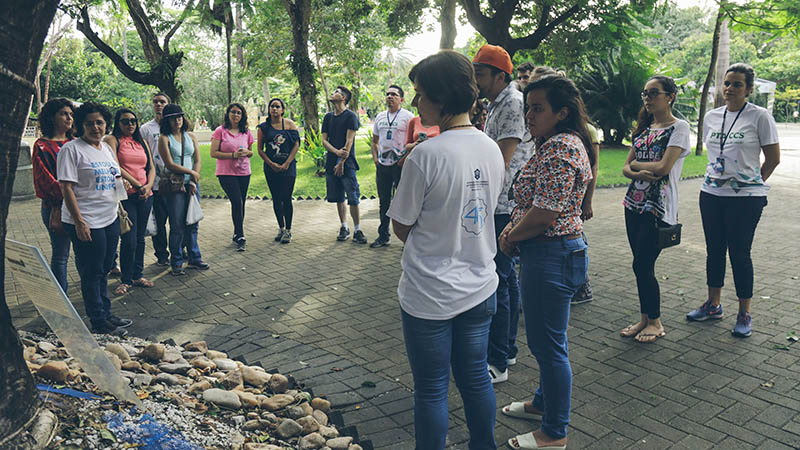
[119,118,138,126]
[640,90,669,100]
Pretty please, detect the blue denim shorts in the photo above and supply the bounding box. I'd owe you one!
[326,168,360,205]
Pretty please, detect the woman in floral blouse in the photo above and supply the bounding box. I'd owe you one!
[498,75,593,450]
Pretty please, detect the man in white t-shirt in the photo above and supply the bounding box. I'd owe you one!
[370,85,413,248]
[140,92,171,265]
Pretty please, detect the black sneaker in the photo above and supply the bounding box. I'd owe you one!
[92,320,127,337]
[156,258,169,267]
[281,230,292,244]
[353,230,367,244]
[337,226,350,241]
[171,266,185,276]
[571,281,593,305]
[369,237,390,248]
[236,238,246,252]
[187,261,210,270]
[274,230,285,242]
[108,315,133,328]
[232,234,239,245]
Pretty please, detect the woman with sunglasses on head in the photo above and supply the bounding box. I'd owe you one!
[103,109,156,295]
[620,76,690,343]
[33,98,74,292]
[257,98,300,244]
[686,63,780,337]
[211,103,254,251]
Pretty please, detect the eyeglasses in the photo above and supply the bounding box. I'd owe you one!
[119,118,138,126]
[386,92,400,97]
[229,110,243,116]
[640,89,670,99]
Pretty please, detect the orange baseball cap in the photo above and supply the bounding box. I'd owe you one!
[472,44,513,75]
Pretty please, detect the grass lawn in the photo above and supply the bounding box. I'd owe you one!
[196,133,709,198]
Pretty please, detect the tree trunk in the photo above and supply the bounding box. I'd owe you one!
[312,33,331,113]
[0,0,59,442]
[226,25,232,105]
[350,70,360,114]
[262,78,271,115]
[439,0,457,49]
[714,18,730,108]
[284,0,319,134]
[697,7,724,155]
[235,3,244,68]
[44,55,52,104]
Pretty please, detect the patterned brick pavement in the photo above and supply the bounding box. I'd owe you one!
[6,130,800,449]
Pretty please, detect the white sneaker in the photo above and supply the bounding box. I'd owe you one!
[507,357,517,366]
[488,364,508,384]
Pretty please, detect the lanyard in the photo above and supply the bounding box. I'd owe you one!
[386,110,400,128]
[719,102,746,155]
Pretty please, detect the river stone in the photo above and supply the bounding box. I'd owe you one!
[190,356,216,370]
[140,343,165,362]
[203,388,241,409]
[184,340,208,353]
[221,369,243,390]
[142,362,159,374]
[313,410,328,426]
[121,360,141,371]
[188,380,212,394]
[298,432,325,449]
[133,374,153,386]
[268,373,289,393]
[120,343,138,356]
[212,358,238,371]
[162,351,184,363]
[37,341,57,353]
[241,419,270,431]
[348,445,363,450]
[326,437,353,450]
[276,418,303,439]
[311,398,331,412]
[182,351,205,360]
[300,402,314,416]
[158,362,192,375]
[241,366,270,387]
[206,350,227,360]
[287,405,306,419]
[234,390,259,408]
[105,352,122,371]
[104,343,130,362]
[261,393,295,411]
[261,412,278,423]
[37,361,69,382]
[319,425,339,439]
[154,373,180,386]
[297,415,320,434]
[244,444,283,450]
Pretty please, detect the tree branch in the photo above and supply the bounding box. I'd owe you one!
[164,0,196,54]
[124,0,163,64]
[507,2,582,54]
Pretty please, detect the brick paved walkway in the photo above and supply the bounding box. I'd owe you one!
[7,126,800,449]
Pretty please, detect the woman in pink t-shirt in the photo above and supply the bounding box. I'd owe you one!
[399,115,439,167]
[104,108,156,295]
[210,103,254,251]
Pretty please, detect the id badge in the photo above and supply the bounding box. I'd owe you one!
[386,130,392,140]
[712,156,725,174]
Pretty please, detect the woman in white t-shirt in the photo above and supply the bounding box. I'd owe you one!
[386,50,505,450]
[58,102,132,336]
[620,76,690,343]
[686,63,781,338]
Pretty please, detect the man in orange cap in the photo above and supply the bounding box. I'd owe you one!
[473,44,533,385]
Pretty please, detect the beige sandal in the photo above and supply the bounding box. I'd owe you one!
[113,283,131,295]
[132,278,154,288]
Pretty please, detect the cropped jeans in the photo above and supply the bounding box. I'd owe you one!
[402,295,497,450]
[519,236,587,439]
[41,205,71,292]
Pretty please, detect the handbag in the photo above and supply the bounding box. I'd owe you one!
[118,203,133,235]
[186,194,204,225]
[657,222,682,249]
[158,133,187,193]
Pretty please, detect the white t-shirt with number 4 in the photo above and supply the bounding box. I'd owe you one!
[57,138,121,229]
[387,127,505,320]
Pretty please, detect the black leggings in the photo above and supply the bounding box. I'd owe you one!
[218,175,250,239]
[625,208,666,320]
[264,170,296,229]
[699,191,766,299]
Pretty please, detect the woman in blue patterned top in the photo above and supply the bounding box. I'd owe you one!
[620,76,690,343]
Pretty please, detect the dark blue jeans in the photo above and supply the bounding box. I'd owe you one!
[64,218,120,328]
[519,236,587,440]
[120,195,153,284]
[402,295,497,450]
[151,189,170,261]
[41,205,71,292]
[488,213,520,372]
[167,188,202,268]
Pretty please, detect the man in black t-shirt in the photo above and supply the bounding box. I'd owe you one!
[321,86,366,243]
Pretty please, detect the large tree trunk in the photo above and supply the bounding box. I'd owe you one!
[312,33,331,113]
[439,0,457,49]
[697,7,724,156]
[235,3,244,68]
[714,18,730,108]
[284,0,319,134]
[226,24,232,105]
[0,0,60,442]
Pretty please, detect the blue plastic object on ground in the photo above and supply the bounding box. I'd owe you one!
[104,409,202,450]
[37,384,102,400]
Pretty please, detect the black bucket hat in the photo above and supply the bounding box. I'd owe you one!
[162,104,185,119]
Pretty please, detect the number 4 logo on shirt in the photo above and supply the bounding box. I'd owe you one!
[461,198,488,235]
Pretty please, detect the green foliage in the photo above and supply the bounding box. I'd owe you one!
[299,127,327,173]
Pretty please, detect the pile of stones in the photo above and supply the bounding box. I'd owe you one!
[22,332,363,450]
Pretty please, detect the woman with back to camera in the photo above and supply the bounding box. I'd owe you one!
[387,50,505,450]
[498,75,593,450]
[158,104,209,275]
[686,63,780,337]
[619,76,691,343]
[57,101,132,336]
[211,102,254,251]
[257,98,300,244]
[33,97,74,292]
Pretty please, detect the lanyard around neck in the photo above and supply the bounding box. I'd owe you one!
[386,110,400,128]
[719,102,746,155]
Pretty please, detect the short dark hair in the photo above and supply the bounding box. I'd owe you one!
[111,108,147,149]
[336,85,352,105]
[726,62,756,89]
[388,84,404,98]
[223,102,248,133]
[153,92,171,102]
[159,110,188,135]
[517,62,535,73]
[73,101,112,138]
[409,50,478,116]
[476,63,512,83]
[39,97,74,139]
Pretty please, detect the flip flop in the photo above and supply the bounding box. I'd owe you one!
[113,283,131,295]
[508,432,566,450]
[620,323,644,337]
[132,278,154,288]
[635,330,666,343]
[501,402,543,420]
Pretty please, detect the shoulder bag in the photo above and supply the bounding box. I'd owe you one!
[159,133,187,193]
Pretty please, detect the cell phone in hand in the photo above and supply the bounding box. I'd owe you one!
[418,132,427,142]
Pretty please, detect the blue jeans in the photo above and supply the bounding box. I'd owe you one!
[488,214,520,371]
[402,295,497,450]
[64,218,120,328]
[151,190,170,261]
[41,205,71,292]
[120,195,153,284]
[167,188,202,268]
[519,236,587,439]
